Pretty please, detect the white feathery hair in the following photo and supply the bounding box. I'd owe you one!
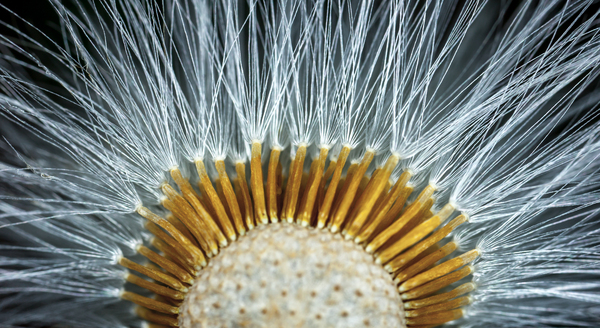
[0,0,599,327]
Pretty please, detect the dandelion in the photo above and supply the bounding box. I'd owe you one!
[0,0,599,327]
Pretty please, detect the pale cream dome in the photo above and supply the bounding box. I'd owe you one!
[179,223,405,328]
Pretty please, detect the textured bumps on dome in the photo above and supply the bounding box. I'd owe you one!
[179,223,405,328]
[122,150,478,328]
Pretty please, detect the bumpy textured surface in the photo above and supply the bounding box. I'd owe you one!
[179,223,405,328]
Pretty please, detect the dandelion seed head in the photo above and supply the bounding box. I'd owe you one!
[1,0,600,327]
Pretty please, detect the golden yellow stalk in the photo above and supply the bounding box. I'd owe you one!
[345,154,400,238]
[317,146,351,228]
[276,161,283,208]
[355,171,412,243]
[298,147,329,226]
[385,214,468,273]
[344,169,378,224]
[137,245,194,284]
[330,150,375,233]
[215,160,245,236]
[196,181,216,218]
[331,163,357,219]
[250,142,268,224]
[136,207,206,268]
[394,241,458,283]
[136,307,179,327]
[404,282,475,310]
[405,295,472,318]
[281,162,292,222]
[266,148,281,222]
[369,185,415,243]
[165,214,197,248]
[366,184,436,253]
[119,257,187,292]
[401,265,474,300]
[281,145,307,222]
[371,179,392,216]
[126,274,186,301]
[195,160,237,241]
[235,162,255,230]
[353,168,379,210]
[144,222,196,271]
[399,249,480,292]
[161,253,193,277]
[170,168,226,247]
[338,165,370,228]
[161,199,211,258]
[394,197,436,241]
[295,159,315,224]
[121,291,179,315]
[215,178,231,219]
[316,159,335,214]
[161,185,216,255]
[376,203,456,265]
[155,294,182,307]
[150,238,196,276]
[405,308,464,326]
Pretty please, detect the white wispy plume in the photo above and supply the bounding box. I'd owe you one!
[0,0,598,327]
